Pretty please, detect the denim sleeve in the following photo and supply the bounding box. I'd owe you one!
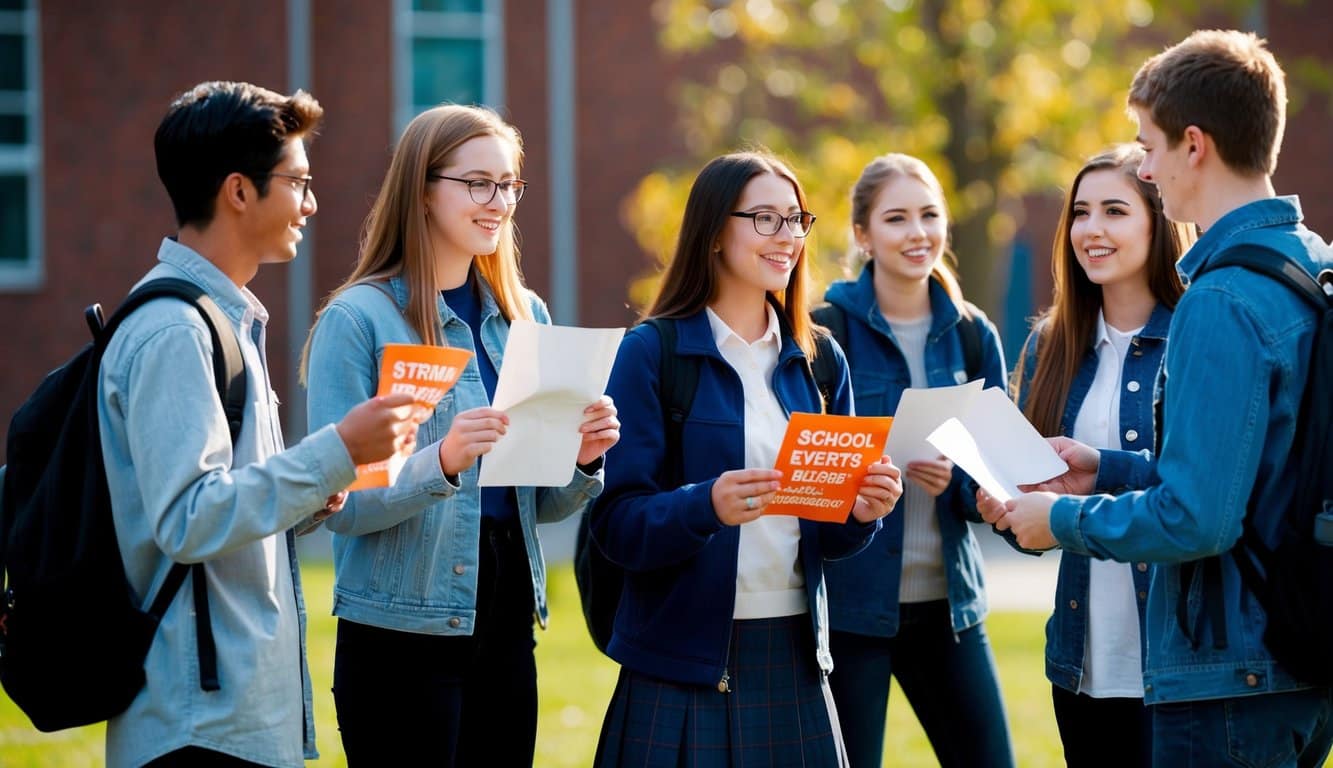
[306,301,458,537]
[1093,448,1157,493]
[590,328,725,572]
[1050,286,1271,562]
[113,321,355,562]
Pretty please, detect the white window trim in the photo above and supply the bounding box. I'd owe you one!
[0,4,42,290]
[392,0,505,138]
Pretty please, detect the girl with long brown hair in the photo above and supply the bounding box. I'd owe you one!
[590,150,902,766]
[1009,144,1192,766]
[302,105,619,766]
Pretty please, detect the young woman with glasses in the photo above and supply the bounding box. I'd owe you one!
[300,104,619,766]
[589,150,902,766]
[817,153,1015,768]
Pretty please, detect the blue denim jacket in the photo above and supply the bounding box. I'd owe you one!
[820,265,1007,636]
[1050,196,1333,704]
[304,275,603,635]
[590,308,880,688]
[100,239,356,767]
[1013,304,1171,693]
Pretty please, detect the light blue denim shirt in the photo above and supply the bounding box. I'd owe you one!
[99,238,356,767]
[304,274,602,635]
[1049,196,1333,704]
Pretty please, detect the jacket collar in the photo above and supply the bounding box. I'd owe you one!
[1178,196,1303,283]
[156,237,264,324]
[827,261,964,339]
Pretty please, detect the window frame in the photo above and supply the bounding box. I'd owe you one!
[393,0,505,137]
[0,1,42,290]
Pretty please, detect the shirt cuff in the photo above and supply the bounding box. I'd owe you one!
[1050,495,1091,556]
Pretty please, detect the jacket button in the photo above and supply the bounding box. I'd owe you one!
[1069,599,1078,610]
[449,617,462,628]
[1136,562,1148,572]
[453,564,466,575]
[1245,673,1259,687]
[1125,429,1139,442]
[1127,381,1141,393]
[1138,591,1148,601]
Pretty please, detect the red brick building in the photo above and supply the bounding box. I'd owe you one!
[0,1,1328,456]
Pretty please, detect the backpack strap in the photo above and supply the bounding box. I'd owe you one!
[101,277,246,693]
[643,318,698,489]
[957,302,984,381]
[1206,246,1333,311]
[811,304,850,412]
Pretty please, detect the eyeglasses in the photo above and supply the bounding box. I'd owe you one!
[428,174,528,205]
[731,210,816,238]
[267,173,314,204]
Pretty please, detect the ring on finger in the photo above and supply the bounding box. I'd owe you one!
[744,496,756,511]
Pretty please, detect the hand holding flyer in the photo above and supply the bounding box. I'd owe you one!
[766,412,894,523]
[349,343,473,491]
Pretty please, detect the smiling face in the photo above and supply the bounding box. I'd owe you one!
[425,133,518,267]
[251,138,316,265]
[856,173,947,288]
[714,171,803,300]
[1069,168,1153,292]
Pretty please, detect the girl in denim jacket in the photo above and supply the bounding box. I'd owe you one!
[1010,145,1192,766]
[819,153,1013,768]
[301,105,619,766]
[591,151,902,767]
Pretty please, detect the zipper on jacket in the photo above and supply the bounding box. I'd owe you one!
[717,620,734,693]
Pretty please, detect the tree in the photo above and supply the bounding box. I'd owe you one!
[623,0,1325,319]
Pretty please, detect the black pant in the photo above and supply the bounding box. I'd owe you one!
[1052,683,1151,767]
[144,747,266,767]
[332,518,538,767]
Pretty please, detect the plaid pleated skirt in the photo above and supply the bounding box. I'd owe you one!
[594,614,848,768]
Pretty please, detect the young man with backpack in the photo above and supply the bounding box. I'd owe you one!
[983,30,1333,765]
[95,81,418,766]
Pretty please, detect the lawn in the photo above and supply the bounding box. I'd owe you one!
[0,561,1115,766]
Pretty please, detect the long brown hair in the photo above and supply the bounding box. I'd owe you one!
[648,151,818,357]
[1015,144,1193,436]
[849,153,965,307]
[300,104,532,380]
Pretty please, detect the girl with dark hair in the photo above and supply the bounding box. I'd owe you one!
[818,153,1014,768]
[1005,144,1193,766]
[590,150,902,767]
[302,105,619,766]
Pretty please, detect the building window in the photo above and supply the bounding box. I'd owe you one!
[394,0,504,135]
[0,0,40,288]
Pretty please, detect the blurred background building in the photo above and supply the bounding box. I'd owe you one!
[1,0,1329,460]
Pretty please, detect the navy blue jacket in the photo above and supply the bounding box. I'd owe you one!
[590,307,879,688]
[1013,303,1171,693]
[820,264,1007,637]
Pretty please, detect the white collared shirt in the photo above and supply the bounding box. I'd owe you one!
[1073,309,1145,698]
[705,305,807,619]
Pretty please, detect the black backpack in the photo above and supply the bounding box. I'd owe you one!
[0,277,245,732]
[574,317,840,655]
[1192,246,1333,685]
[811,301,985,382]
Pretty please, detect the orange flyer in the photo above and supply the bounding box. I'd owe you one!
[764,412,894,523]
[348,343,473,491]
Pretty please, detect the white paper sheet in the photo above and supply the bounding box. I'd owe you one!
[478,320,625,487]
[924,386,1067,501]
[884,379,984,465]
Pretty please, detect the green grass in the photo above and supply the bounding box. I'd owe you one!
[0,560,1293,766]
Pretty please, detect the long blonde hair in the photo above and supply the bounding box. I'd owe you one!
[300,104,532,380]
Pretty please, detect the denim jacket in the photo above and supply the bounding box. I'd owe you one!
[304,274,603,635]
[1050,196,1333,704]
[99,239,356,767]
[820,265,1007,636]
[1013,304,1171,693]
[590,308,880,688]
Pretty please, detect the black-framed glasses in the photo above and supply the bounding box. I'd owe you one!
[428,174,528,205]
[731,210,816,238]
[267,172,314,203]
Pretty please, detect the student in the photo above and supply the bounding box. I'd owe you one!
[1010,145,1192,766]
[302,104,618,767]
[99,81,419,767]
[589,150,903,767]
[817,153,1013,768]
[986,30,1333,764]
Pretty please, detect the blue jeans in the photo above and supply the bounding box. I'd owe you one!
[1151,687,1333,767]
[828,600,1015,768]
